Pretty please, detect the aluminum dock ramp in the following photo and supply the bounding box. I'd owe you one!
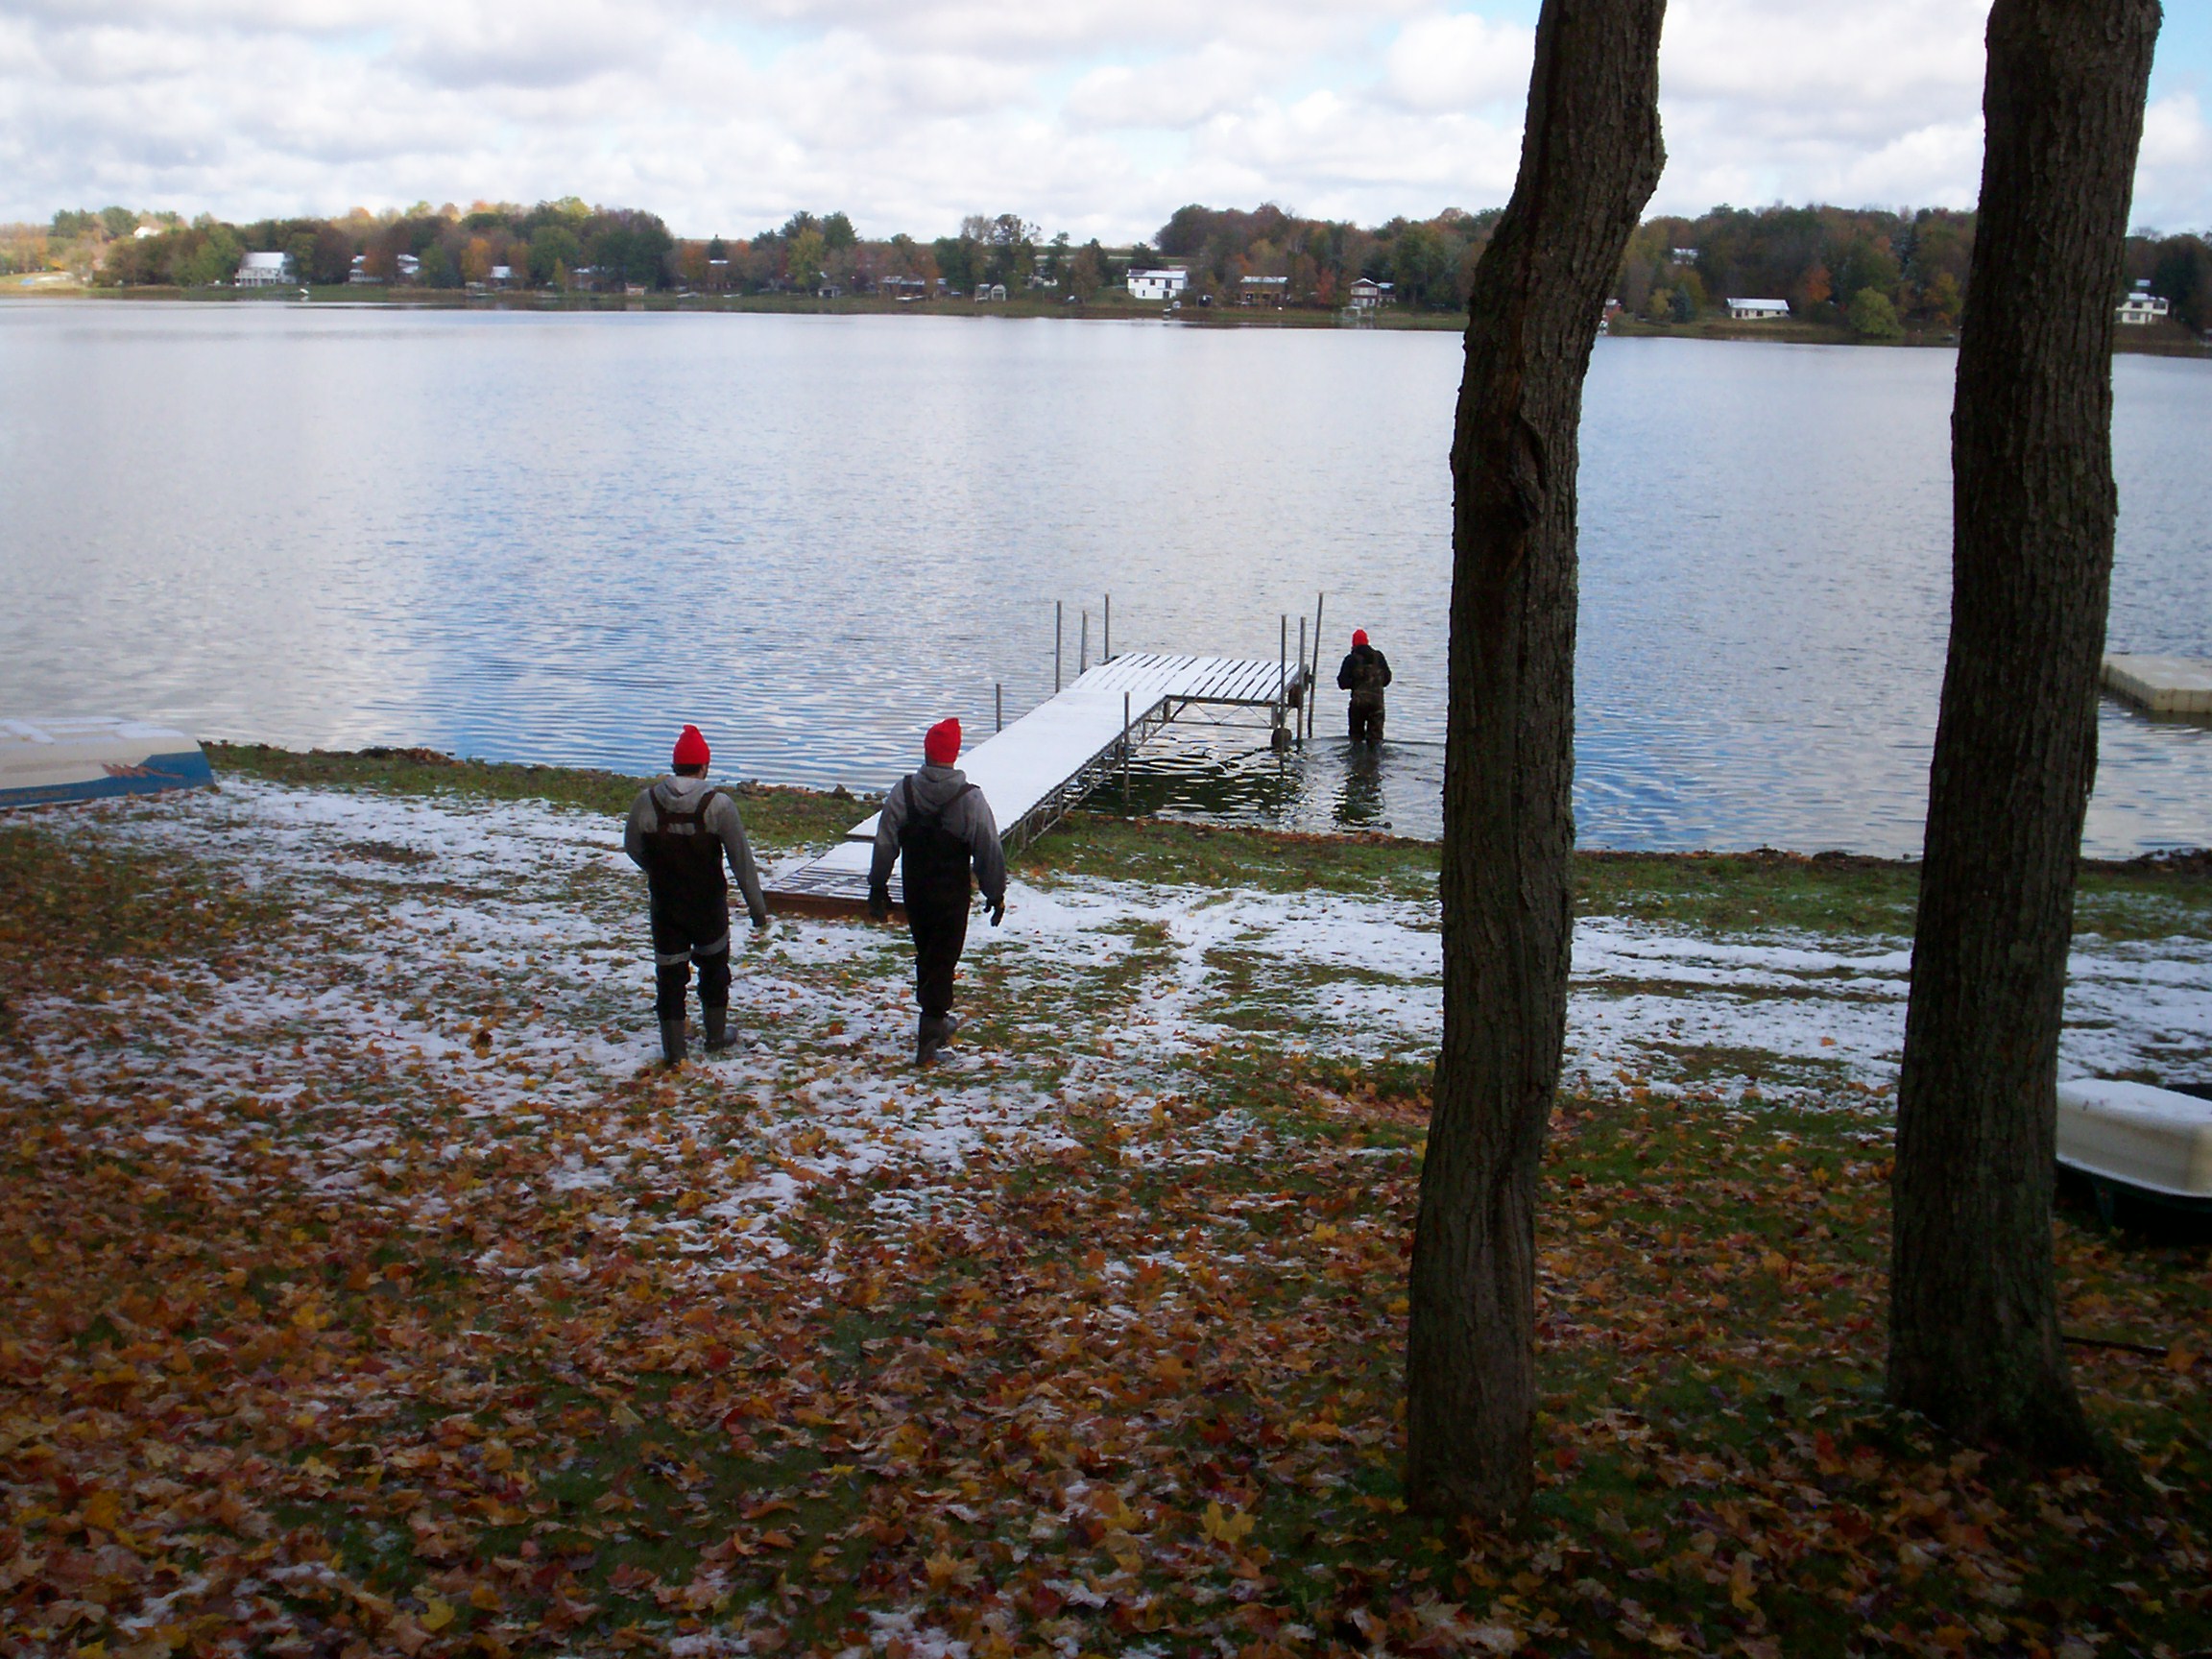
[766,651,1307,917]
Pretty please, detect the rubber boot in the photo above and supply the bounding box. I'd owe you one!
[916,1015,949,1066]
[703,1006,734,1053]
[659,1019,687,1066]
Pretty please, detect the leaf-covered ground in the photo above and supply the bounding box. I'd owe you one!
[2,764,2208,1659]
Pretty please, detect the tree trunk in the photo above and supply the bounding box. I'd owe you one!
[1407,0,1665,1522]
[1888,0,2159,1458]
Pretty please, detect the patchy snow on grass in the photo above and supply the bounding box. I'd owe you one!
[6,778,2206,1286]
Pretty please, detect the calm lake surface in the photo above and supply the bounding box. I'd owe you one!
[2,301,2206,855]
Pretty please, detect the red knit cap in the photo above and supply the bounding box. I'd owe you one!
[1352,629,1369,647]
[672,724,710,769]
[924,718,961,765]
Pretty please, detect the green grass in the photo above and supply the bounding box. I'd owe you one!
[206,744,2212,940]
[205,741,863,853]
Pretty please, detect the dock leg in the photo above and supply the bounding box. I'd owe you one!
[1310,592,1326,741]
[1104,594,1111,663]
[996,683,1003,733]
[1122,691,1131,806]
[1081,611,1089,677]
[1055,601,1063,694]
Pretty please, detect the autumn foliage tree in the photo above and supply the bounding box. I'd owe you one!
[1889,0,2160,1458]
[1407,0,1667,1522]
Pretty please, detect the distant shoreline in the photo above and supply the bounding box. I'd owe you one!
[10,282,2208,355]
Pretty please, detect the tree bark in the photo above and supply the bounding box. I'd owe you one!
[1888,0,2159,1458]
[1407,0,1665,1522]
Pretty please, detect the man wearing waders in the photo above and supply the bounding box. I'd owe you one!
[624,724,767,1066]
[866,718,1005,1065]
[1336,628,1392,745]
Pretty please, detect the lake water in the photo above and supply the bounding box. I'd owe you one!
[2,301,2206,855]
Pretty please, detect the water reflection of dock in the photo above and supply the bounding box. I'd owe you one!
[766,652,1311,917]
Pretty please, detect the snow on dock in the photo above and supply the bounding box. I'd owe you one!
[768,652,1305,916]
[2104,654,2212,716]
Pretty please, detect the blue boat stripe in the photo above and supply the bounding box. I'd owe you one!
[0,751,216,812]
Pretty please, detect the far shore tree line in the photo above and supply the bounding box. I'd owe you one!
[5,195,2208,336]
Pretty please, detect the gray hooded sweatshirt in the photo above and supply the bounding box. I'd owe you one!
[868,763,1006,905]
[623,775,767,925]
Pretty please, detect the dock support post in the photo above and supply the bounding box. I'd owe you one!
[1122,692,1131,806]
[1104,594,1111,663]
[1080,611,1089,677]
[1310,592,1326,741]
[996,683,1003,733]
[1296,615,1307,745]
[1273,614,1291,751]
[1055,602,1063,694]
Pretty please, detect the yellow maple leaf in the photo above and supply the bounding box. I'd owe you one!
[2166,1343,2198,1374]
[1729,1552,1758,1613]
[1200,1501,1255,1546]
[419,1598,455,1633]
[81,1490,121,1532]
[925,1550,975,1590]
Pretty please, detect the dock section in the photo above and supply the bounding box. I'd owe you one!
[767,652,1304,916]
[2104,654,2212,716]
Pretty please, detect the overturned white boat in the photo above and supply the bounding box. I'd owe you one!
[2056,1078,2212,1220]
[0,716,214,811]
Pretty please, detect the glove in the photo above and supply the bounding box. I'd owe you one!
[749,909,769,931]
[866,888,890,924]
[989,898,1006,927]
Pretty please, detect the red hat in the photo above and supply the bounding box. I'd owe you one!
[672,724,710,769]
[1352,629,1369,647]
[924,718,961,766]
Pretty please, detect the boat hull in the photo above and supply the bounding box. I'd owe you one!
[1,717,215,811]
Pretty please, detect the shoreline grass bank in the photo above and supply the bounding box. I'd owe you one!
[0,751,2206,1657]
[206,740,2212,939]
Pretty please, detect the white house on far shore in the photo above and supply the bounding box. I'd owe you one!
[1126,267,1188,301]
[1726,297,1791,321]
[2117,281,2170,325]
[235,252,294,287]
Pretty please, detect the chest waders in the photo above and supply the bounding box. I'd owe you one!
[641,789,734,1059]
[897,780,979,1059]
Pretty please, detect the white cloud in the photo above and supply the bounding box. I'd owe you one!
[1381,12,1531,113]
[0,0,2206,240]
[2133,91,2209,232]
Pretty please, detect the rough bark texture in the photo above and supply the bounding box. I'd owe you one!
[1888,0,2159,1459]
[1407,0,1665,1522]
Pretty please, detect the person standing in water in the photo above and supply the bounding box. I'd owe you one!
[1336,628,1393,744]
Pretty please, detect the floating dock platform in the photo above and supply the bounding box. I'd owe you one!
[1,717,215,811]
[2103,654,2212,715]
[767,651,1308,917]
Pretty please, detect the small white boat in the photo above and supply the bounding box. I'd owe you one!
[0,716,214,811]
[2056,1078,2212,1224]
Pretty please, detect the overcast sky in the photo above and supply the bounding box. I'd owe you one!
[2,0,2206,241]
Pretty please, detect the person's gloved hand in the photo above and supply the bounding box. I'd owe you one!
[867,888,890,924]
[989,898,1006,927]
[750,909,769,931]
